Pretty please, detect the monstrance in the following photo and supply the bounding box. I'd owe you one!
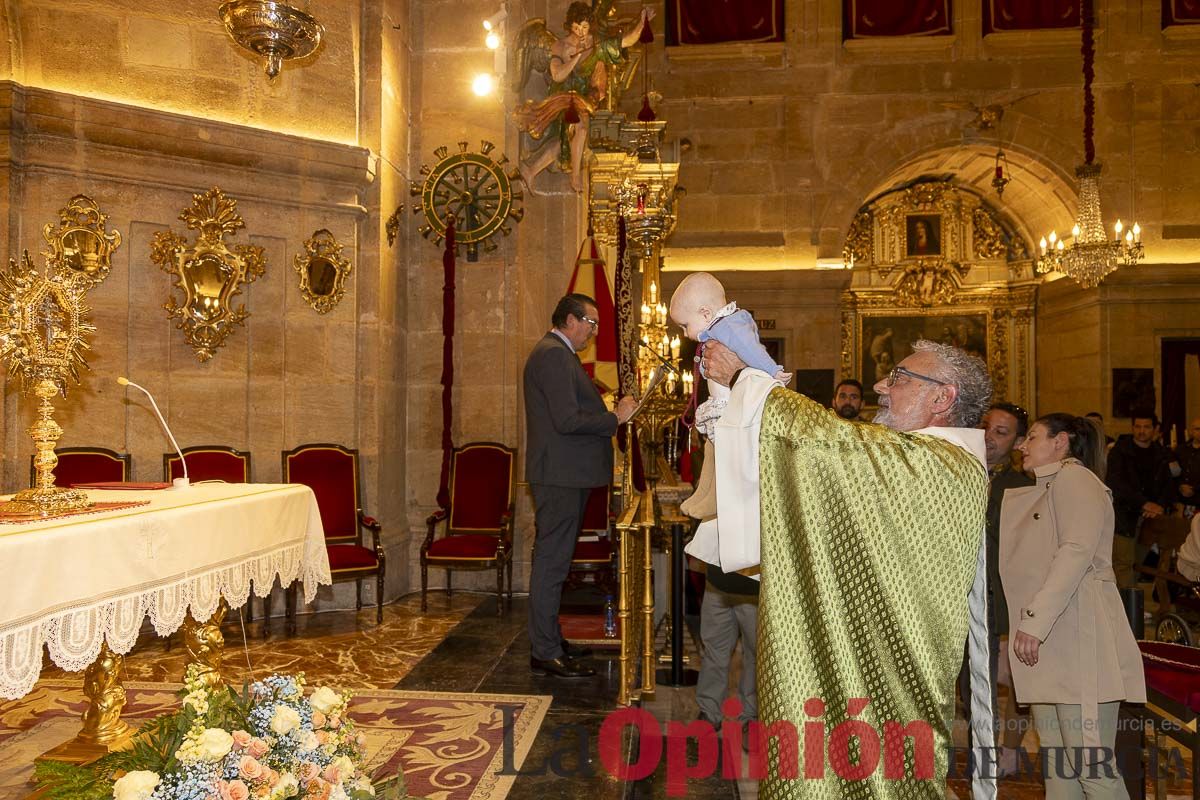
[0,251,95,516]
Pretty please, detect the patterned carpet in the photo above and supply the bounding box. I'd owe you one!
[0,680,550,800]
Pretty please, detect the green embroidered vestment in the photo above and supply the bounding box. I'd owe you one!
[757,389,987,799]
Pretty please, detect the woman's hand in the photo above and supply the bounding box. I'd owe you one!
[1012,630,1040,667]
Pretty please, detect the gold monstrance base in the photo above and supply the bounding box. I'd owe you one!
[0,378,92,518]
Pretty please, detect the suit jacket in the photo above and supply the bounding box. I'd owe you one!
[523,331,616,488]
[1000,459,1145,732]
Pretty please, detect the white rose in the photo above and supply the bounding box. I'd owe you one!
[271,772,300,799]
[270,705,302,736]
[330,755,356,780]
[197,728,234,761]
[113,771,160,800]
[297,729,320,751]
[309,686,341,715]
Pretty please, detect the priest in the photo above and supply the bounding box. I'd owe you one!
[698,339,996,800]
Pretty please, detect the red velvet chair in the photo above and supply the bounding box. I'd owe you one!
[568,484,617,593]
[31,447,131,487]
[422,442,516,616]
[164,446,252,484]
[282,443,385,625]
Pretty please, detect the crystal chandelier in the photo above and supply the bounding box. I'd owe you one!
[1036,0,1143,289]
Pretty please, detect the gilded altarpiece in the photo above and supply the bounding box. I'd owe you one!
[840,182,1038,410]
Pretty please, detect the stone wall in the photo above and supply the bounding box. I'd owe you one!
[0,0,413,611]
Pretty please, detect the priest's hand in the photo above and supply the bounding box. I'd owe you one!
[1012,630,1040,667]
[615,396,637,424]
[701,341,746,387]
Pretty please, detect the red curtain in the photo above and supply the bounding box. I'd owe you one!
[843,0,951,39]
[1164,0,1200,27]
[984,0,1079,33]
[667,0,784,45]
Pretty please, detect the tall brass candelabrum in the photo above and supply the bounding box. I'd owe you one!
[634,281,690,481]
[0,251,95,517]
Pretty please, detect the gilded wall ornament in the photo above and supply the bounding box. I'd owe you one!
[294,229,352,314]
[42,195,123,289]
[411,141,524,261]
[151,187,266,362]
[385,206,402,247]
[842,210,873,267]
[972,207,1009,260]
[892,259,968,308]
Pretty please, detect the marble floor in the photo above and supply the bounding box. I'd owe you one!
[13,590,1196,800]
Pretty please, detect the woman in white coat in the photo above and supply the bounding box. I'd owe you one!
[1000,413,1145,800]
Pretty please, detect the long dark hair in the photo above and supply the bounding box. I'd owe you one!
[1035,412,1106,477]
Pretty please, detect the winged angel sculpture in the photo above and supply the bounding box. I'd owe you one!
[512,1,654,193]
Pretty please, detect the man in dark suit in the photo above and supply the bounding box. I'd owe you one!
[523,293,636,678]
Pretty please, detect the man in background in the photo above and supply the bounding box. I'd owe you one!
[1175,416,1200,509]
[523,293,636,678]
[1106,411,1177,588]
[832,378,865,421]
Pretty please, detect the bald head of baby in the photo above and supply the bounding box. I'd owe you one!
[669,273,727,340]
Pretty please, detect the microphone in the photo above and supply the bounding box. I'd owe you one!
[638,340,680,375]
[117,377,189,488]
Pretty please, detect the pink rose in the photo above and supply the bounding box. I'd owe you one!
[297,762,320,786]
[247,738,269,759]
[223,780,250,800]
[231,731,252,751]
[265,770,279,787]
[315,731,331,746]
[309,780,332,800]
[329,715,342,729]
[239,756,265,781]
[311,710,327,728]
[322,764,341,785]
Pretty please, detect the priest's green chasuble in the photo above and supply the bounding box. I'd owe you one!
[757,389,988,799]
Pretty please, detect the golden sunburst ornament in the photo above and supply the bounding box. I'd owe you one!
[0,251,96,516]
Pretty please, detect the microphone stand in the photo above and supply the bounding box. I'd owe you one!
[117,377,190,488]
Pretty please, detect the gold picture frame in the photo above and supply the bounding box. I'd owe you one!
[293,229,352,314]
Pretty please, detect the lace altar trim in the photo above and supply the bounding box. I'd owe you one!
[0,541,330,699]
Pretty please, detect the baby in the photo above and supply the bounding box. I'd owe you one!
[669,272,789,520]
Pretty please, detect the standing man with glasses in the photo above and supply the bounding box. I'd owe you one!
[523,293,636,678]
[698,338,996,800]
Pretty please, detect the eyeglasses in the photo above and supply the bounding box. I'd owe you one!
[580,315,599,330]
[885,366,948,387]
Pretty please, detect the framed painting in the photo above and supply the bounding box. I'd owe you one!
[905,214,943,257]
[859,312,988,403]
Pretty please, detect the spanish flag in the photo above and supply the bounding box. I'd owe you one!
[566,233,618,394]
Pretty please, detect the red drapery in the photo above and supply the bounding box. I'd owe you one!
[843,0,951,39]
[435,220,456,510]
[983,0,1079,33]
[1164,0,1200,26]
[666,0,784,45]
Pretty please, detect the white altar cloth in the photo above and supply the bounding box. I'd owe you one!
[0,483,331,699]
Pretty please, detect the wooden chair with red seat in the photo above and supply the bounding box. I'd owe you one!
[164,446,262,633]
[31,447,131,487]
[282,443,385,625]
[568,484,617,594]
[163,445,252,485]
[421,442,516,616]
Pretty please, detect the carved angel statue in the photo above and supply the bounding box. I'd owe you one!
[512,1,654,193]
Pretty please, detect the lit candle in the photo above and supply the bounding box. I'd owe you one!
[1048,231,1057,245]
[667,373,677,393]
[1114,219,1123,241]
[1039,236,1047,254]
[649,281,657,304]
[1072,223,1080,238]
[671,336,681,360]
[1132,222,1141,242]
[641,303,651,322]
[657,303,667,325]
[1125,230,1133,244]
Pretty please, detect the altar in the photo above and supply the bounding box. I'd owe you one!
[0,482,330,758]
